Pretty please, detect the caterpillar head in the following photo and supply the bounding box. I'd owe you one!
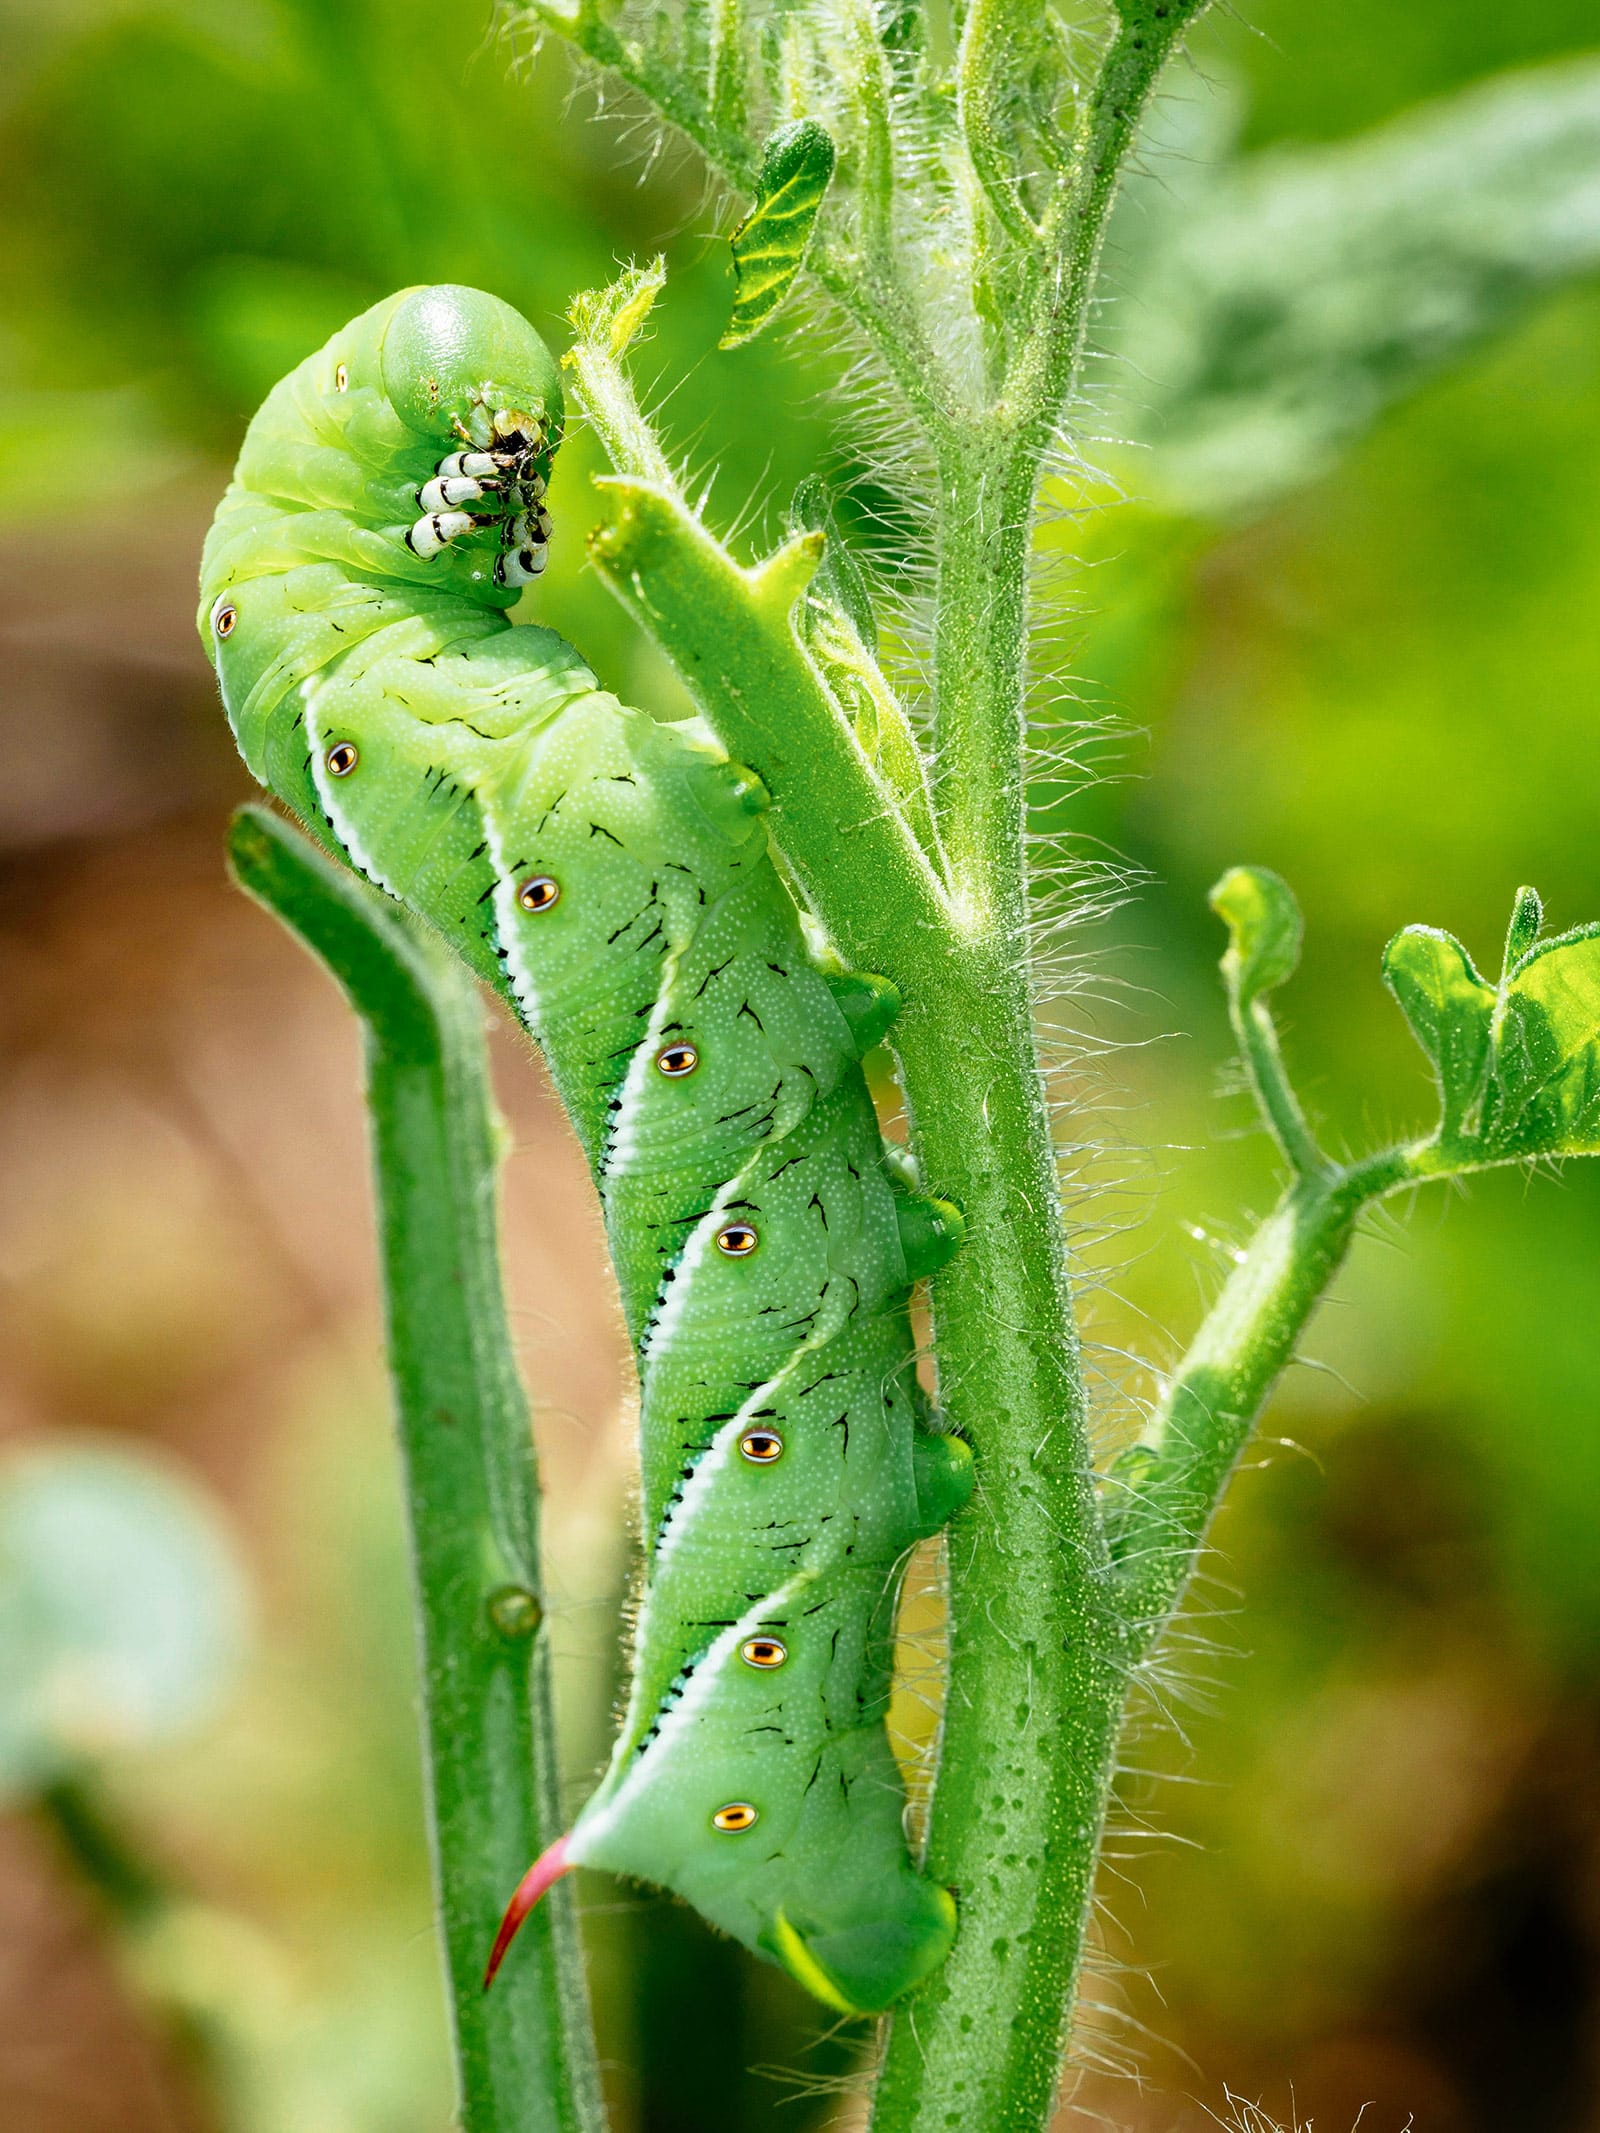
[380,284,564,456]
[378,286,565,592]
[199,284,574,780]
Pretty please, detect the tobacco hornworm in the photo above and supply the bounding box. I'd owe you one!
[198,285,973,2016]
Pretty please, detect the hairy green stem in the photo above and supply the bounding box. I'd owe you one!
[933,3,1213,878]
[887,388,1110,2133]
[574,454,1120,2133]
[1233,992,1328,1181]
[927,439,1033,898]
[1014,4,1210,442]
[584,478,951,955]
[870,951,1120,2133]
[555,10,1221,2123]
[1110,1146,1416,1645]
[563,265,679,495]
[957,0,1045,250]
[867,19,1214,2126]
[806,242,957,434]
[855,7,899,265]
[227,807,603,2133]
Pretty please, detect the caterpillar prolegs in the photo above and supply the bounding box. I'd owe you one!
[198,285,973,2017]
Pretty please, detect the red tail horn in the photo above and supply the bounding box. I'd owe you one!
[483,1834,573,1990]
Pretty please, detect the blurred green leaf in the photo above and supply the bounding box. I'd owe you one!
[1210,864,1303,1004]
[720,119,835,350]
[1386,895,1600,1162]
[0,1439,249,1802]
[1107,55,1600,515]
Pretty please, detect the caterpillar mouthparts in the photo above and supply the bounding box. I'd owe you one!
[407,404,553,577]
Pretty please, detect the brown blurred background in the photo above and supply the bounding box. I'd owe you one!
[4,2,1600,2128]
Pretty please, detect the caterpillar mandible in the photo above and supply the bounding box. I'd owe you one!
[198,284,973,2017]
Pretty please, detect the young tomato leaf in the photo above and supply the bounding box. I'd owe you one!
[1385,895,1600,1162]
[1382,926,1496,1143]
[721,119,836,349]
[789,475,878,652]
[1210,864,1302,1005]
[1502,884,1544,973]
[1481,925,1600,1157]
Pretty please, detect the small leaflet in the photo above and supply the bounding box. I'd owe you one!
[1384,892,1600,1161]
[567,256,666,361]
[788,475,878,652]
[1382,926,1496,1143]
[1209,865,1302,1005]
[721,120,836,350]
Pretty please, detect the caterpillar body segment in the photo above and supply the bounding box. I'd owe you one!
[199,285,971,2017]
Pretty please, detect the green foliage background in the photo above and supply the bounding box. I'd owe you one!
[1,2,1599,2128]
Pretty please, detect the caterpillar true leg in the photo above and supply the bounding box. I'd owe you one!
[200,282,971,2017]
[419,474,501,511]
[436,449,502,481]
[494,547,548,587]
[405,509,480,557]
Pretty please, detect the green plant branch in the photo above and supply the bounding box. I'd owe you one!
[1108,858,1600,1653]
[867,962,1119,2133]
[849,33,1246,2108]
[524,0,955,431]
[706,0,748,138]
[564,262,681,493]
[931,4,1212,906]
[582,478,949,956]
[835,0,898,269]
[804,240,956,435]
[925,441,1033,895]
[1107,1144,1415,1644]
[227,807,603,2133]
[565,370,1121,2133]
[1232,990,1327,1180]
[1017,2,1213,440]
[1210,868,1329,1181]
[956,0,1046,251]
[1102,1081,1600,1651]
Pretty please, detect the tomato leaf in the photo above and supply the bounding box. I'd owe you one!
[1385,892,1600,1162]
[721,120,836,350]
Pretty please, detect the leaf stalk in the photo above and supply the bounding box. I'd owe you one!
[227,807,604,2133]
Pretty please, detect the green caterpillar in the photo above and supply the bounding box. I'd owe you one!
[198,284,973,2017]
